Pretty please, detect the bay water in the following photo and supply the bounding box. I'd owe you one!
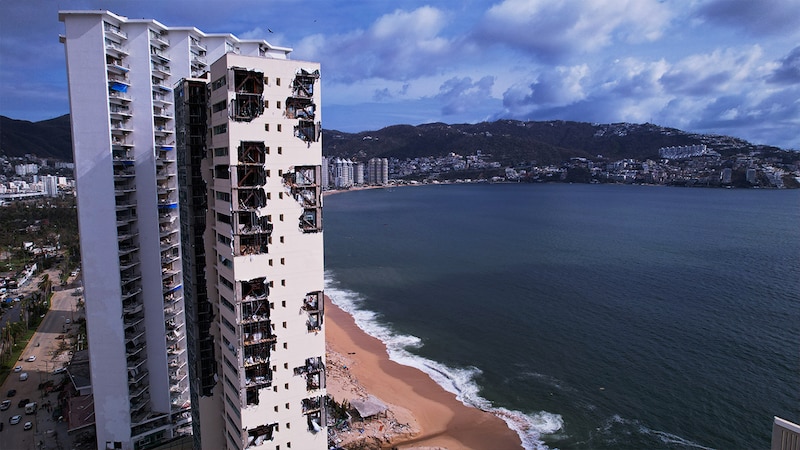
[322,183,799,449]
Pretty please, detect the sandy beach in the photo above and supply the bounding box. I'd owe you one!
[326,299,523,449]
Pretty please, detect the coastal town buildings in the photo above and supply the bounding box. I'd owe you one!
[59,10,325,450]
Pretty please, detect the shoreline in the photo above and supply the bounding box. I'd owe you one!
[325,298,523,449]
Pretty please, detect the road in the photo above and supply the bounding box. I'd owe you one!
[0,269,81,449]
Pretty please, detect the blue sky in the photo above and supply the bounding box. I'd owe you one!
[1,0,798,149]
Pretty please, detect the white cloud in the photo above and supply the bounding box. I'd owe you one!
[295,6,463,83]
[476,0,672,61]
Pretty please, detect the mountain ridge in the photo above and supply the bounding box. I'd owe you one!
[0,114,791,164]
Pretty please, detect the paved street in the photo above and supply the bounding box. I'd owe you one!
[1,269,82,449]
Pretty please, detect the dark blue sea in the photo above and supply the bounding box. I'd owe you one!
[322,183,800,450]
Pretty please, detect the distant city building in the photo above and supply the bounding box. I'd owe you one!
[331,157,354,188]
[720,168,732,184]
[14,163,39,176]
[367,157,389,185]
[659,144,719,159]
[43,175,58,197]
[60,9,325,450]
[354,161,365,185]
[321,156,330,189]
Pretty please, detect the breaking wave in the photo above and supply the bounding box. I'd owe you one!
[325,271,563,450]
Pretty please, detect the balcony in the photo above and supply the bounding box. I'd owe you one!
[110,105,132,119]
[128,368,148,385]
[109,90,131,104]
[104,24,128,41]
[149,31,169,46]
[105,41,129,57]
[152,93,173,106]
[150,47,170,62]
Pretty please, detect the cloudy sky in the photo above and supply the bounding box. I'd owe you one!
[1,0,799,149]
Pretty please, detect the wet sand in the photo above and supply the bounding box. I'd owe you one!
[326,300,523,449]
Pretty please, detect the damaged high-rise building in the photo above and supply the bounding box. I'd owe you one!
[60,10,325,450]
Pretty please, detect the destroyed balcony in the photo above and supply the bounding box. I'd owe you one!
[236,165,266,187]
[285,97,315,120]
[235,211,272,235]
[306,312,322,332]
[294,120,320,143]
[302,292,323,313]
[240,278,269,301]
[235,234,268,256]
[234,68,264,94]
[128,368,148,385]
[301,396,323,413]
[234,188,267,210]
[300,208,322,233]
[238,141,266,165]
[243,320,273,340]
[123,302,143,316]
[241,299,269,324]
[307,411,323,433]
[291,69,320,98]
[246,424,277,447]
[231,94,264,122]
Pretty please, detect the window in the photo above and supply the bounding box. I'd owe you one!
[212,76,226,90]
[277,124,282,132]
[276,101,281,109]
[276,78,280,86]
[212,100,226,113]
[277,146,282,154]
[264,100,268,108]
[214,147,229,157]
[213,124,227,135]
[215,191,231,202]
[264,124,269,131]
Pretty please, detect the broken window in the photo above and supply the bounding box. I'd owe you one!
[246,423,277,448]
[240,278,269,301]
[299,208,322,233]
[231,68,265,122]
[234,188,266,210]
[291,69,319,98]
[294,356,325,391]
[236,165,266,187]
[284,98,315,120]
[238,141,266,165]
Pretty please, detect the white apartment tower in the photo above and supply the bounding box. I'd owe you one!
[60,10,325,450]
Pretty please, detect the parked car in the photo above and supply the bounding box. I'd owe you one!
[13,366,22,372]
[53,367,67,375]
[6,390,16,398]
[19,373,28,381]
[9,415,21,425]
[0,400,10,411]
[26,355,36,362]
[17,398,30,408]
[23,421,32,430]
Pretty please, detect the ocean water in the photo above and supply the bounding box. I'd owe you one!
[322,183,800,450]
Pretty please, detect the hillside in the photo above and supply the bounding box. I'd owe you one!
[323,120,785,165]
[0,115,72,161]
[0,114,790,165]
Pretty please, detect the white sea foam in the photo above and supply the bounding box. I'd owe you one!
[325,271,563,450]
[602,415,716,450]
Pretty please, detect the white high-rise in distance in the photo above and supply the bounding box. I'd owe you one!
[60,10,325,450]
